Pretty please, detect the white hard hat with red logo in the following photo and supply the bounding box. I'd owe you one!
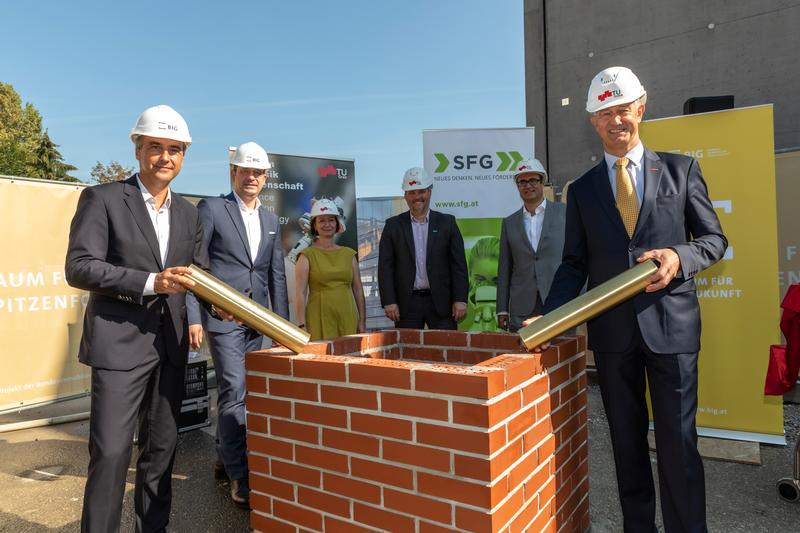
[514,158,548,183]
[230,142,272,170]
[130,105,192,146]
[586,66,647,113]
[401,167,433,191]
[309,198,345,234]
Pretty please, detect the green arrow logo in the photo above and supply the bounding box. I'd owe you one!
[434,153,449,173]
[508,151,524,171]
[496,152,512,171]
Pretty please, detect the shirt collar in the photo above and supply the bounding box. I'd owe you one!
[137,174,171,208]
[233,191,261,212]
[524,198,547,217]
[604,141,644,171]
[410,210,429,224]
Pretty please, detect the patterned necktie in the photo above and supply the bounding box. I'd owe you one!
[615,157,638,237]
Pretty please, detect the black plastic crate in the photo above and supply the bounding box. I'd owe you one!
[184,360,208,399]
[178,394,210,433]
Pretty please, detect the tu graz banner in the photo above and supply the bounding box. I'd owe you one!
[641,105,783,443]
[422,128,536,332]
[0,177,90,410]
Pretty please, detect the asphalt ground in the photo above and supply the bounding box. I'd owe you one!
[1,383,799,532]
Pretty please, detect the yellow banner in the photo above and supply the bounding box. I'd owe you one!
[777,150,800,298]
[0,178,89,410]
[641,105,783,440]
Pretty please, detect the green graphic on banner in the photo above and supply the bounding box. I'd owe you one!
[434,153,449,173]
[456,218,503,332]
[496,151,523,172]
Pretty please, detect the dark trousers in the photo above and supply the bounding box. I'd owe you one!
[207,326,262,481]
[594,327,707,533]
[81,328,184,533]
[396,292,457,330]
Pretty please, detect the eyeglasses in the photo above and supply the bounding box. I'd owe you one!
[516,177,544,188]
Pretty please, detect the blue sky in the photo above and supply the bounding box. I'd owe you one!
[1,0,525,198]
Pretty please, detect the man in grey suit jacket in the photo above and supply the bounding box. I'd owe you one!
[496,158,565,332]
[533,67,727,532]
[186,141,289,508]
[66,105,211,533]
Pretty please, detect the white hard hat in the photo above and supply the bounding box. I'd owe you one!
[130,105,192,146]
[514,158,548,183]
[401,167,433,191]
[586,66,647,113]
[309,198,345,234]
[230,142,272,170]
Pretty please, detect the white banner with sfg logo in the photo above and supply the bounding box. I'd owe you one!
[422,127,534,219]
[422,127,535,333]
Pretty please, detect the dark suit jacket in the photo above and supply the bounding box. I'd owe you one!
[65,175,209,370]
[186,193,289,333]
[497,202,566,326]
[378,210,468,318]
[543,148,727,354]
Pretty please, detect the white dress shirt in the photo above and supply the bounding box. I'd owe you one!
[604,141,645,206]
[138,176,172,296]
[234,192,262,261]
[523,198,547,252]
[410,211,430,290]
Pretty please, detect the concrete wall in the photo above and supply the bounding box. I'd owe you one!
[524,0,800,188]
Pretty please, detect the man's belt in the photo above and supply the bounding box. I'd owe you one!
[411,289,431,296]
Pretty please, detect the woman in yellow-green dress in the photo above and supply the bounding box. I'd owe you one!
[295,199,366,341]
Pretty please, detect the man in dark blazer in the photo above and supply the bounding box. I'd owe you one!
[66,105,212,533]
[533,67,727,532]
[378,167,468,329]
[186,141,289,508]
[497,158,565,332]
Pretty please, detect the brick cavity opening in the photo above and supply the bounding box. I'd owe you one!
[245,330,589,533]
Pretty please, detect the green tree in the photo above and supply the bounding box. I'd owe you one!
[0,82,78,181]
[90,160,133,184]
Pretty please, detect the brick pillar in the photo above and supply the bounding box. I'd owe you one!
[245,330,589,532]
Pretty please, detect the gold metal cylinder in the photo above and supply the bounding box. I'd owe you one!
[185,265,310,353]
[518,260,659,350]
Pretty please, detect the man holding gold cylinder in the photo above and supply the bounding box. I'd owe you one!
[530,67,727,532]
[186,141,289,509]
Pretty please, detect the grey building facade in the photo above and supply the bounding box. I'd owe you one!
[524,0,800,188]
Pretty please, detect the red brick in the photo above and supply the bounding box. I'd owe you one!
[298,487,350,518]
[331,335,365,355]
[424,330,468,346]
[417,471,499,508]
[445,349,496,364]
[295,403,348,428]
[247,353,293,375]
[415,369,504,400]
[250,512,295,533]
[523,417,551,454]
[273,500,323,531]
[351,457,413,490]
[520,461,551,500]
[537,394,552,419]
[577,335,587,352]
[453,391,522,427]
[384,488,453,525]
[419,522,461,533]
[509,450,540,491]
[351,412,413,440]
[324,516,375,533]
[246,374,267,394]
[570,355,587,376]
[397,329,422,345]
[477,354,540,391]
[249,473,294,500]
[323,428,380,457]
[507,404,536,442]
[455,439,523,482]
[301,340,332,355]
[363,330,399,348]
[548,364,570,390]
[270,378,319,401]
[295,445,349,473]
[540,347,559,369]
[402,346,446,362]
[417,423,504,455]
[539,475,556,511]
[321,385,378,409]
[271,419,319,444]
[381,392,449,420]
[354,503,415,533]
[247,413,268,434]
[293,357,347,381]
[469,332,524,351]
[538,434,556,462]
[323,472,381,504]
[248,434,294,460]
[509,495,540,533]
[250,492,271,514]
[271,459,321,488]
[247,452,269,476]
[522,376,549,405]
[247,395,292,418]
[383,346,402,359]
[382,440,451,472]
[348,361,411,389]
